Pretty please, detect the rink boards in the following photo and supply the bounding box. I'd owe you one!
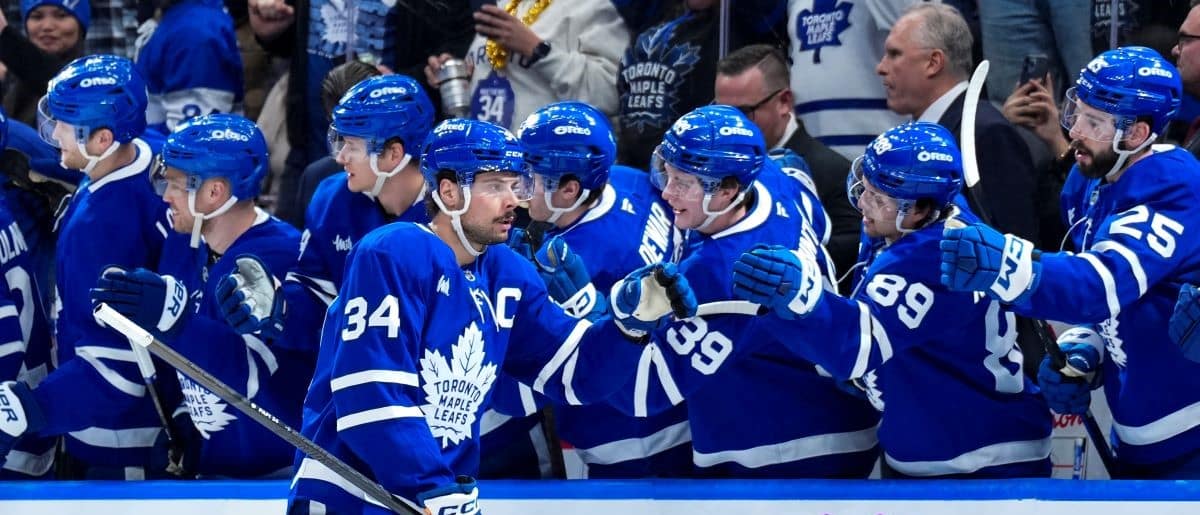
[2,479,1199,514]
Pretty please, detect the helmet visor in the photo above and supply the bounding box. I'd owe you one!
[327,128,369,161]
[1060,88,1125,142]
[469,170,534,201]
[151,155,202,196]
[650,145,716,201]
[846,155,895,214]
[37,96,84,150]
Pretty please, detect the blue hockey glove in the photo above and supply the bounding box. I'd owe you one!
[0,381,46,469]
[610,263,697,341]
[91,266,190,341]
[533,236,605,321]
[731,243,824,320]
[1037,326,1103,415]
[215,255,286,340]
[506,227,536,262]
[1169,283,1200,363]
[418,475,479,515]
[940,223,1041,303]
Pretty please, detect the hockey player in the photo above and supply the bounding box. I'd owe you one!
[0,54,172,479]
[941,46,1200,478]
[88,114,307,478]
[136,0,244,134]
[734,122,1053,478]
[0,107,56,478]
[278,118,695,513]
[514,101,692,477]
[611,105,881,478]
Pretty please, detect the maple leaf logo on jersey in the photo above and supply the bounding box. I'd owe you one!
[179,375,237,439]
[419,322,498,448]
[796,0,853,64]
[620,16,701,132]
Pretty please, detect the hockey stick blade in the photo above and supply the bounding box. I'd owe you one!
[962,60,989,189]
[94,304,422,515]
[653,265,691,319]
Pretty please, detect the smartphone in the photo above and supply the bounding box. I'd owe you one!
[1019,54,1051,85]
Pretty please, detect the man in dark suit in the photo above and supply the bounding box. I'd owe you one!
[877,3,1039,243]
[1173,2,1200,159]
[714,44,860,293]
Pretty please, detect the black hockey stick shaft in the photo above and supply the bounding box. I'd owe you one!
[961,62,1117,476]
[94,304,421,515]
[653,265,691,319]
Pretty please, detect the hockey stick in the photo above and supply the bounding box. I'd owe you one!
[126,342,188,476]
[960,60,1118,476]
[93,304,422,515]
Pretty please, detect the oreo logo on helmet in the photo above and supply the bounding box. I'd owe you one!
[369,86,410,98]
[437,122,468,134]
[79,77,118,88]
[553,125,591,136]
[209,128,250,142]
[1138,66,1174,79]
[917,150,954,162]
[718,126,755,137]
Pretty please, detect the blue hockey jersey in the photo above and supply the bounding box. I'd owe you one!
[289,223,643,513]
[544,165,692,478]
[157,209,309,477]
[136,0,244,134]
[611,180,882,478]
[1015,146,1200,468]
[758,209,1053,477]
[0,198,55,478]
[33,139,172,471]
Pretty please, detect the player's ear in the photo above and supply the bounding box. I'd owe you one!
[437,176,464,210]
[386,140,407,163]
[89,128,115,150]
[560,177,582,200]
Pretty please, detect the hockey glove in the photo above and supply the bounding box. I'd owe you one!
[940,223,1041,303]
[91,267,190,342]
[610,263,697,341]
[506,226,536,262]
[1037,326,1103,415]
[731,243,824,320]
[215,255,286,340]
[0,381,46,469]
[534,236,604,321]
[418,475,479,515]
[1169,283,1200,363]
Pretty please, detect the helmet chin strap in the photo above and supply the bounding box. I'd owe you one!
[1105,128,1155,180]
[432,185,483,257]
[74,138,121,175]
[367,153,412,198]
[187,190,239,248]
[544,188,592,225]
[892,202,942,236]
[696,190,747,232]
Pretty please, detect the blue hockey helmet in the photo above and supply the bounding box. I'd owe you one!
[1065,46,1181,137]
[329,74,435,156]
[850,122,963,212]
[517,101,616,192]
[38,54,147,146]
[157,113,268,201]
[421,119,530,191]
[652,105,765,197]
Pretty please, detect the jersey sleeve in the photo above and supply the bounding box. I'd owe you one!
[1015,182,1200,324]
[326,245,454,504]
[139,24,244,133]
[0,295,24,380]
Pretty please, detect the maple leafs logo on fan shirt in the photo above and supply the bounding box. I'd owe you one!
[796,0,853,64]
[420,322,497,448]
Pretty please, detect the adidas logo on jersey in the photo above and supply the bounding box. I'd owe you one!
[553,125,591,136]
[79,76,117,88]
[917,151,954,163]
[718,126,754,137]
[333,234,353,252]
[209,128,250,141]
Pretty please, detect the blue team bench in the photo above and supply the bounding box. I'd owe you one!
[2,479,1199,514]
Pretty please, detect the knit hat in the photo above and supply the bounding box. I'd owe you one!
[21,0,91,35]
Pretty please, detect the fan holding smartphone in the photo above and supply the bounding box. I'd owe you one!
[1020,54,1051,86]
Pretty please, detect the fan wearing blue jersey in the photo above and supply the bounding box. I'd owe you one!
[941,47,1200,479]
[278,118,693,514]
[605,105,880,478]
[136,0,244,134]
[88,114,307,478]
[734,122,1053,478]
[0,107,56,479]
[514,101,692,478]
[0,55,172,479]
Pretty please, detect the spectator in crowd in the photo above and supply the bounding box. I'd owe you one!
[943,45,1200,479]
[250,0,473,227]
[878,3,1039,243]
[616,0,786,170]
[425,0,630,134]
[977,0,1091,102]
[714,44,859,293]
[1002,69,1073,251]
[87,0,138,58]
[0,55,172,480]
[0,0,89,126]
[1173,1,1200,158]
[136,0,245,136]
[787,0,916,159]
